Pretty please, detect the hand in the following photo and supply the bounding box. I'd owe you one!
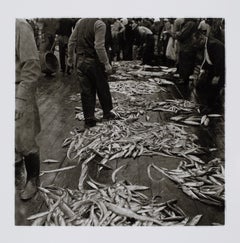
[105,63,112,74]
[15,99,25,121]
[212,76,220,85]
[198,69,205,79]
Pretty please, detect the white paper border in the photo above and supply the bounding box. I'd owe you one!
[1,0,240,242]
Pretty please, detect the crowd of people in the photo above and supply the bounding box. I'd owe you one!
[15,17,225,200]
[30,18,225,104]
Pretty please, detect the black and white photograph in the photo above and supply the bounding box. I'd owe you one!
[1,0,240,242]
[15,17,225,226]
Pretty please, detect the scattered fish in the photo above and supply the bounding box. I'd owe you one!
[28,179,202,226]
[40,166,76,176]
[148,159,224,206]
[64,120,203,169]
[42,159,60,163]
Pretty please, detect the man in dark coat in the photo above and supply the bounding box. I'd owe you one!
[176,18,198,84]
[192,31,225,110]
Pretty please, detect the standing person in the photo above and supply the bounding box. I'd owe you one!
[160,18,172,65]
[102,18,114,64]
[176,18,198,84]
[151,18,162,56]
[111,18,125,61]
[118,18,129,60]
[15,19,41,200]
[67,18,116,128]
[122,19,134,60]
[39,18,59,53]
[172,18,185,71]
[56,18,75,74]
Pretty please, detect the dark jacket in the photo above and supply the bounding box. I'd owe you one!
[56,18,74,37]
[204,37,225,78]
[177,20,197,52]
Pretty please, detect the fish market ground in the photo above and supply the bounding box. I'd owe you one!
[15,62,224,226]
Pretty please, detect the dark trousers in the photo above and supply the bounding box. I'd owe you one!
[76,59,113,121]
[142,34,155,65]
[179,51,196,82]
[112,36,120,60]
[194,69,225,111]
[123,42,133,60]
[59,41,67,72]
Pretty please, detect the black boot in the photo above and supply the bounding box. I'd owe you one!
[84,119,97,129]
[84,117,102,129]
[102,111,117,121]
[20,153,40,200]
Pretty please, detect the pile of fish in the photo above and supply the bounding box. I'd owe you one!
[110,61,177,86]
[74,96,151,121]
[75,106,144,122]
[113,63,174,79]
[109,61,142,81]
[63,120,208,169]
[148,78,175,86]
[148,158,224,207]
[148,99,199,113]
[128,70,166,78]
[109,80,166,96]
[170,114,222,126]
[75,96,200,123]
[27,180,202,226]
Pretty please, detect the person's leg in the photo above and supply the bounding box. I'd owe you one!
[77,61,97,127]
[15,90,41,200]
[88,62,114,119]
[179,51,196,84]
[15,151,25,189]
[125,42,133,60]
[20,152,40,200]
[143,35,154,65]
[59,38,66,72]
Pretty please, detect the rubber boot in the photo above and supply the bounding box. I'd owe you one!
[102,111,118,122]
[84,119,96,129]
[20,153,40,200]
